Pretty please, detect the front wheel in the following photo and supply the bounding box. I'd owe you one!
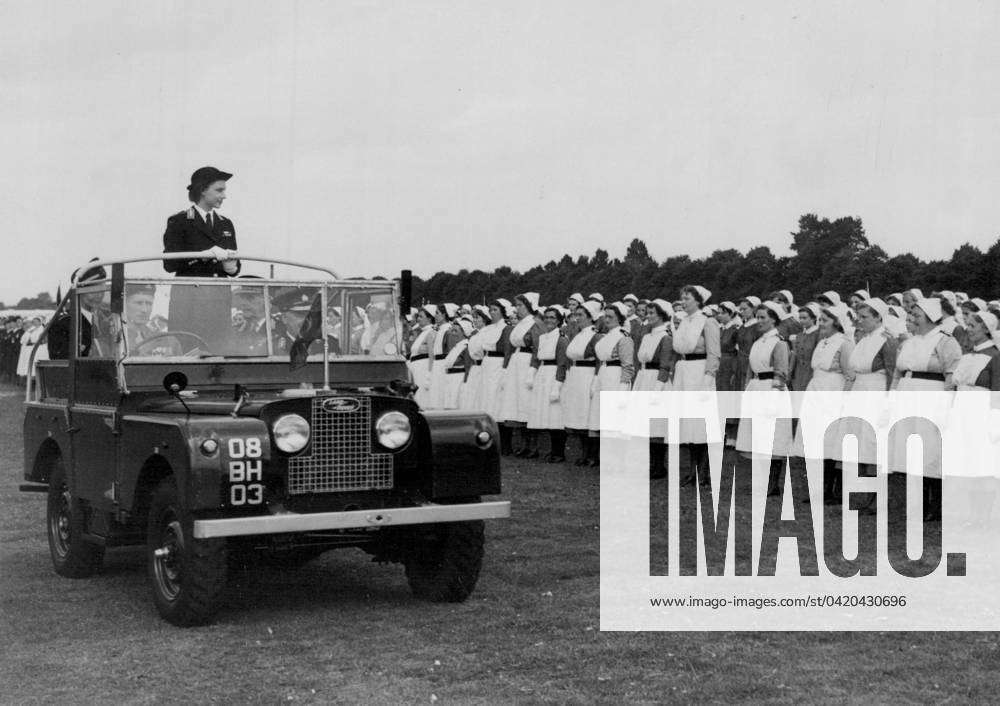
[47,463,104,578]
[404,520,485,602]
[147,480,228,626]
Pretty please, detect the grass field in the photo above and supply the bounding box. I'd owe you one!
[2,385,999,704]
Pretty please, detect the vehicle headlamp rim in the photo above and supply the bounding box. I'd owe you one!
[272,413,311,454]
[375,411,412,450]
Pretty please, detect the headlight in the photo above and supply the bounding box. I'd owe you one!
[273,413,310,453]
[376,411,411,450]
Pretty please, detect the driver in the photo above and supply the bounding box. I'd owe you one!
[124,284,180,355]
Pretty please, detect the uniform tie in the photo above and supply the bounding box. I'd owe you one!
[206,211,214,230]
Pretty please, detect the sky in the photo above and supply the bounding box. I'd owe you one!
[2,0,999,303]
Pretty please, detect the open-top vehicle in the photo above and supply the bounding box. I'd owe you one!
[22,254,508,625]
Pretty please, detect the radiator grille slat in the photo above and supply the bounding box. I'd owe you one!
[287,397,394,494]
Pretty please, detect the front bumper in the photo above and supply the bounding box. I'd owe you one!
[192,500,511,539]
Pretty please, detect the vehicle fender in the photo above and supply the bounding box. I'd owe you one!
[420,410,501,499]
[120,415,271,512]
[23,403,71,483]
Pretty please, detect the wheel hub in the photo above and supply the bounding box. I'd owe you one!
[152,519,184,601]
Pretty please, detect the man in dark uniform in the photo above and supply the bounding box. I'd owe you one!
[47,261,108,359]
[162,167,240,352]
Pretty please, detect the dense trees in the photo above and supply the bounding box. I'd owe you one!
[410,215,1000,306]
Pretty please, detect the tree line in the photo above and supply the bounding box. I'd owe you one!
[411,214,1000,306]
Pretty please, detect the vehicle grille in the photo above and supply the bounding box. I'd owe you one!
[287,397,394,494]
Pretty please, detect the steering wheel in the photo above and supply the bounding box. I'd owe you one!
[132,331,212,357]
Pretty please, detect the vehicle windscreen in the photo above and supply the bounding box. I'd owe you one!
[120,281,401,361]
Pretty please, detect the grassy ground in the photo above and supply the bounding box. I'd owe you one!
[2,385,999,703]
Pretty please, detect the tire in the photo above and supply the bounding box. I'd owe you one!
[404,520,485,602]
[147,479,228,626]
[47,461,104,578]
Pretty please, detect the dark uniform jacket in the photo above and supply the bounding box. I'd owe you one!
[162,207,241,277]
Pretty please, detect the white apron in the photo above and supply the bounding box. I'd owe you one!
[442,338,468,410]
[793,333,849,460]
[672,312,717,443]
[498,316,536,423]
[459,330,485,410]
[407,326,435,409]
[427,325,450,410]
[476,323,507,420]
[943,348,998,479]
[562,327,597,430]
[890,329,951,477]
[631,325,669,439]
[527,329,564,430]
[589,329,630,434]
[736,330,792,457]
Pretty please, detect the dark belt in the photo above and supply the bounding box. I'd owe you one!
[641,362,659,370]
[678,353,706,361]
[753,372,775,380]
[475,360,484,366]
[906,371,945,381]
[603,360,621,367]
[410,354,428,362]
[541,360,558,366]
[514,346,533,354]
[447,366,465,374]
[486,351,504,358]
[573,360,596,368]
[434,354,447,361]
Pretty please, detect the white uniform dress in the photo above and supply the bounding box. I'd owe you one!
[889,327,962,478]
[832,327,895,465]
[459,329,485,410]
[792,332,853,460]
[671,311,721,444]
[476,322,507,420]
[442,338,469,410]
[943,342,1000,479]
[427,325,451,410]
[735,328,793,458]
[631,324,671,438]
[562,326,598,431]
[587,328,635,435]
[407,326,434,409]
[498,316,536,424]
[527,329,566,430]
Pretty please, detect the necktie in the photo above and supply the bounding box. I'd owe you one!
[206,212,214,230]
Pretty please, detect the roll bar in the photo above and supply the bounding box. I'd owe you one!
[77,253,340,280]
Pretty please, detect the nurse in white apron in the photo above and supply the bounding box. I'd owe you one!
[459,306,490,410]
[792,304,854,504]
[499,293,544,456]
[563,301,603,466]
[890,298,962,522]
[631,299,674,478]
[672,285,721,486]
[442,317,474,410]
[587,302,636,465]
[427,303,460,409]
[479,299,513,452]
[735,302,792,495]
[526,306,571,462]
[407,305,437,409]
[834,299,897,490]
[944,311,1000,527]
